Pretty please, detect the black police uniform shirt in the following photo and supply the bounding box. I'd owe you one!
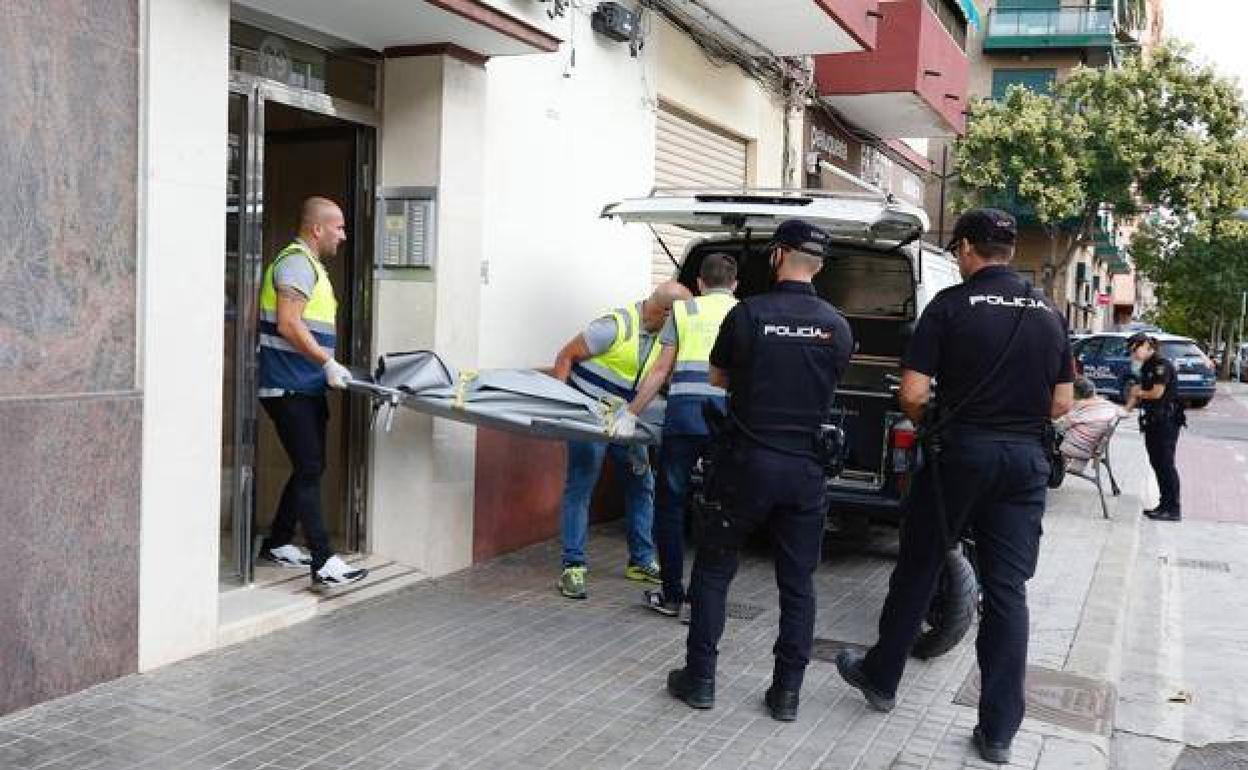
[904,265,1074,434]
[708,281,853,446]
[1138,353,1178,418]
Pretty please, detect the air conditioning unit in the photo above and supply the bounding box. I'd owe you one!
[592,2,638,43]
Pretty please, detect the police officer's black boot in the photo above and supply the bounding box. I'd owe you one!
[834,650,895,712]
[667,668,714,709]
[972,726,1011,765]
[764,684,799,722]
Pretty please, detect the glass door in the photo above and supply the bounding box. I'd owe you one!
[221,86,265,586]
[221,77,376,587]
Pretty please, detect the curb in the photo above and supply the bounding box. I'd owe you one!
[1036,431,1149,769]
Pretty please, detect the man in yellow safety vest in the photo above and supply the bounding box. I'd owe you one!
[551,281,691,600]
[256,196,367,588]
[626,254,739,617]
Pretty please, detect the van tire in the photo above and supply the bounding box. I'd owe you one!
[911,549,978,660]
[1188,398,1210,409]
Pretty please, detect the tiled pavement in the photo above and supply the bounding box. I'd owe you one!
[0,437,1153,770]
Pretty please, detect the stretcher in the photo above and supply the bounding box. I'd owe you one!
[347,351,661,445]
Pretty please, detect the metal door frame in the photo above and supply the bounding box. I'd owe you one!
[223,74,377,585]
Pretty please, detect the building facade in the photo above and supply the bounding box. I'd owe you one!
[3,0,924,716]
[923,0,1165,332]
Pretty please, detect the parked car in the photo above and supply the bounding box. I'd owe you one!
[603,189,961,533]
[1073,332,1217,408]
[1236,343,1248,382]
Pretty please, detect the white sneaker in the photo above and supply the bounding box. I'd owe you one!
[260,544,312,569]
[313,555,368,587]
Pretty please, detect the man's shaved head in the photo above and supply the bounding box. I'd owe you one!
[641,280,692,333]
[300,196,342,229]
[298,196,347,259]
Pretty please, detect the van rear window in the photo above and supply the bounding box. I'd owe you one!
[814,252,914,319]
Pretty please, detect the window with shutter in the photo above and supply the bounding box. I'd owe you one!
[991,68,1057,100]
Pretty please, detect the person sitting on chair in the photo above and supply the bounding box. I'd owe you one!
[1054,377,1119,472]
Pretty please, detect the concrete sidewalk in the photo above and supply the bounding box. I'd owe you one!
[0,437,1152,770]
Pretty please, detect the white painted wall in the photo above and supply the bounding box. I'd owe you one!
[477,11,796,370]
[137,0,230,671]
[369,55,486,576]
[478,8,657,369]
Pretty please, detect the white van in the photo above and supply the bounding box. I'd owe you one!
[604,189,961,533]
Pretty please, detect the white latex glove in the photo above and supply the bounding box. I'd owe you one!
[612,408,638,440]
[323,359,353,389]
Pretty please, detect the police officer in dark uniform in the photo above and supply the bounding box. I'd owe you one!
[835,209,1074,765]
[1125,333,1183,521]
[666,219,853,723]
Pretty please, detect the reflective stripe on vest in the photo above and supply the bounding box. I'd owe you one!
[669,293,736,399]
[258,241,338,393]
[569,303,660,405]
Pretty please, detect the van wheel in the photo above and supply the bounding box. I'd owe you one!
[911,549,978,660]
[1188,398,1210,409]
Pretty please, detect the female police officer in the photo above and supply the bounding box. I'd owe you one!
[664,219,852,723]
[1125,332,1183,521]
[835,209,1074,765]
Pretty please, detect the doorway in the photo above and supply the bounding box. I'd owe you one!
[221,79,376,586]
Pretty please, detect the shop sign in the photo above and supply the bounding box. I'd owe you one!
[805,110,861,176]
[860,145,927,208]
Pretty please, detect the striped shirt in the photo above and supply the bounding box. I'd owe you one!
[1056,398,1119,461]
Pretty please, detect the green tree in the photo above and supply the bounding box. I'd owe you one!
[1132,214,1248,375]
[955,43,1248,300]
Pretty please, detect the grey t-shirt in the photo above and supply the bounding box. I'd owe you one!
[273,253,317,298]
[581,302,657,365]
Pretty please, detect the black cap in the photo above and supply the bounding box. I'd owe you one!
[946,208,1017,251]
[772,219,831,258]
[1127,332,1156,350]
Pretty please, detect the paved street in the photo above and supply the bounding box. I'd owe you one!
[0,406,1181,769]
[1112,383,1248,770]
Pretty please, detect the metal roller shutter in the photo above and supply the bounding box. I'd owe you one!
[651,104,748,286]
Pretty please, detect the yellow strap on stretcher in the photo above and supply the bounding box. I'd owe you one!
[453,370,479,409]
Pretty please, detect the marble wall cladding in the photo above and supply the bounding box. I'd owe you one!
[0,395,142,716]
[0,0,143,716]
[0,1,139,397]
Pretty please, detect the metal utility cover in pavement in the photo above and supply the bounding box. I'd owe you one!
[809,638,870,663]
[1174,741,1248,769]
[954,666,1115,736]
[1159,555,1232,573]
[725,601,767,620]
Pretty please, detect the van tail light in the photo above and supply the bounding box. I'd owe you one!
[890,419,917,496]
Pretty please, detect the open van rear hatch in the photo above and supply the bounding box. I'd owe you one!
[602,189,928,245]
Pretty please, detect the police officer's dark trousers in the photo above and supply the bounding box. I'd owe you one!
[261,394,333,570]
[1143,417,1181,513]
[686,446,826,691]
[862,430,1046,743]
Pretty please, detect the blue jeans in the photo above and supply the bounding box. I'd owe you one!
[654,434,710,603]
[560,440,656,568]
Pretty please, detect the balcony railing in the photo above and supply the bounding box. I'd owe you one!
[984,6,1115,50]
